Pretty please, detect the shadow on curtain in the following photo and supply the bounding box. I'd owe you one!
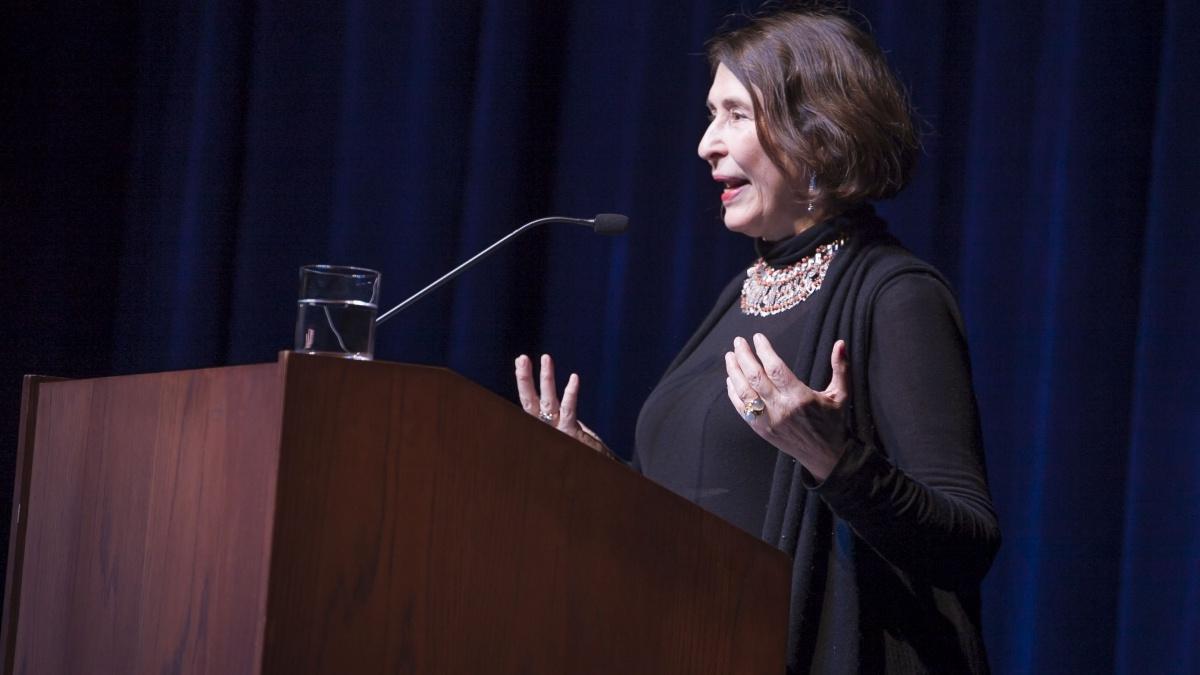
[2,1,1196,671]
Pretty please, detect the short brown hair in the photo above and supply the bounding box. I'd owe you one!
[707,6,919,207]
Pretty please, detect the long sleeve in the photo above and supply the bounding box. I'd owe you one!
[808,272,1001,588]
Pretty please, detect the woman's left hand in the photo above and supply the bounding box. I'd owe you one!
[725,333,850,481]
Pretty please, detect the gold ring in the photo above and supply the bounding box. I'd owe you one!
[742,397,765,422]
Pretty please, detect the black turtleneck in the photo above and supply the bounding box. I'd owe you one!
[632,205,998,673]
[633,215,847,536]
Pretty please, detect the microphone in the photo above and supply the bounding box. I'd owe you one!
[375,214,629,326]
[591,213,629,235]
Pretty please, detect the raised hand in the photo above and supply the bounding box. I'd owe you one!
[724,334,850,481]
[514,353,612,457]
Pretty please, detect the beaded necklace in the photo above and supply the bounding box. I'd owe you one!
[739,236,845,316]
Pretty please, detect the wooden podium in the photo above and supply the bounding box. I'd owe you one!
[2,353,790,674]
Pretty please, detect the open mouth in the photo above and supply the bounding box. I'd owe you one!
[720,177,749,204]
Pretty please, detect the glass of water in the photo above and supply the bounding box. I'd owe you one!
[295,265,381,360]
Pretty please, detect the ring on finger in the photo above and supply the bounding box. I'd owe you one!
[742,397,766,423]
[538,409,557,423]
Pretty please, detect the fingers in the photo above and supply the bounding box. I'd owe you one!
[559,373,580,430]
[751,334,804,394]
[515,355,597,449]
[731,334,814,406]
[538,354,560,417]
[725,351,759,404]
[725,375,752,415]
[731,336,780,400]
[727,334,843,422]
[515,353,567,423]
[826,339,850,404]
[514,354,539,415]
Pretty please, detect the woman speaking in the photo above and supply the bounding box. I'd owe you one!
[515,7,1000,673]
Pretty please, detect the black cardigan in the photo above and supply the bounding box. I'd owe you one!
[633,207,1001,674]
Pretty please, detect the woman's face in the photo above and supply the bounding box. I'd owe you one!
[698,63,808,241]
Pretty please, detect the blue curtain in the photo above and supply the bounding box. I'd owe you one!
[2,1,1197,671]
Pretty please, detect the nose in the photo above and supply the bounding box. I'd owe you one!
[697,118,723,165]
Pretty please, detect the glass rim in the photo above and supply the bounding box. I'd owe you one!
[300,264,381,279]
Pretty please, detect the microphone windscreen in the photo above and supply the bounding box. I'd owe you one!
[593,213,629,235]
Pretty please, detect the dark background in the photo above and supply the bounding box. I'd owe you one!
[3,1,1197,672]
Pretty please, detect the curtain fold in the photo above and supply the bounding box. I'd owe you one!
[2,1,1196,671]
[1115,1,1200,672]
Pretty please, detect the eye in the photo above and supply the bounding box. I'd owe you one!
[730,109,750,122]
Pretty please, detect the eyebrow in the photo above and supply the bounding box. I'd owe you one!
[706,96,752,110]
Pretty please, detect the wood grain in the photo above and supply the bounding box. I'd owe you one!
[260,354,790,674]
[9,364,281,675]
[5,355,790,674]
[1,375,66,675]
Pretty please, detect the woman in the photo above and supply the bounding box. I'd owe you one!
[515,7,1000,674]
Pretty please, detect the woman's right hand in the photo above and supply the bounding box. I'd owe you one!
[514,354,613,458]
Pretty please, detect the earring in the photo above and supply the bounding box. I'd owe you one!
[807,174,817,213]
